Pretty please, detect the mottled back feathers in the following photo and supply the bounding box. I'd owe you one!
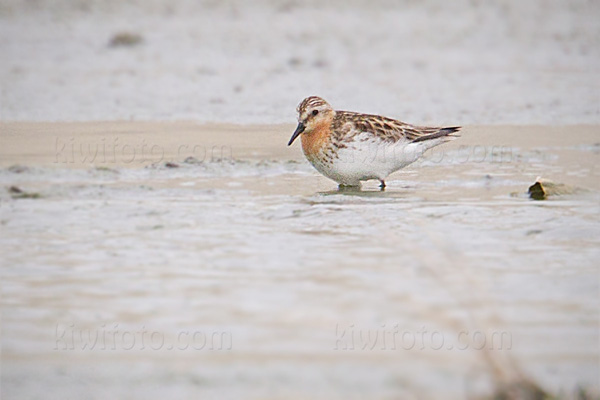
[331,111,460,144]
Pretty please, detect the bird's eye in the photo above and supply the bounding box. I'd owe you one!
[312,110,319,116]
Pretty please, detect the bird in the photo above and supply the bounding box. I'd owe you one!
[287,96,460,189]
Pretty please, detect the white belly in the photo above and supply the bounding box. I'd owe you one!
[306,133,440,186]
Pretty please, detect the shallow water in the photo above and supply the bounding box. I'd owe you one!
[1,127,599,399]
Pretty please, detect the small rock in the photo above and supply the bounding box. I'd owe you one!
[288,57,302,67]
[526,229,543,236]
[8,186,42,199]
[109,32,143,48]
[528,177,579,200]
[165,162,180,168]
[8,165,29,173]
[184,156,201,164]
[95,166,119,174]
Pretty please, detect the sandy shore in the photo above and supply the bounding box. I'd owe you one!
[1,123,599,399]
[1,122,299,167]
[2,121,599,167]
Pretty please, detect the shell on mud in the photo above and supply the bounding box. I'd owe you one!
[528,177,579,200]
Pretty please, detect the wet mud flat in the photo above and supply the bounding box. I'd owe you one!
[1,123,599,399]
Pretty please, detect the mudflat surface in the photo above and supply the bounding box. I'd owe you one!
[1,122,599,399]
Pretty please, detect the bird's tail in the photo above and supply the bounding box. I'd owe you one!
[411,126,461,143]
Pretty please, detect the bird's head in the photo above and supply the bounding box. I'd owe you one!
[288,96,335,146]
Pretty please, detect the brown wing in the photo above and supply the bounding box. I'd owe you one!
[332,111,460,143]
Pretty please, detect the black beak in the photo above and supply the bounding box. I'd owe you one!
[287,122,305,146]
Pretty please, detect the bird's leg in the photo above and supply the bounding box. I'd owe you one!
[379,180,386,190]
